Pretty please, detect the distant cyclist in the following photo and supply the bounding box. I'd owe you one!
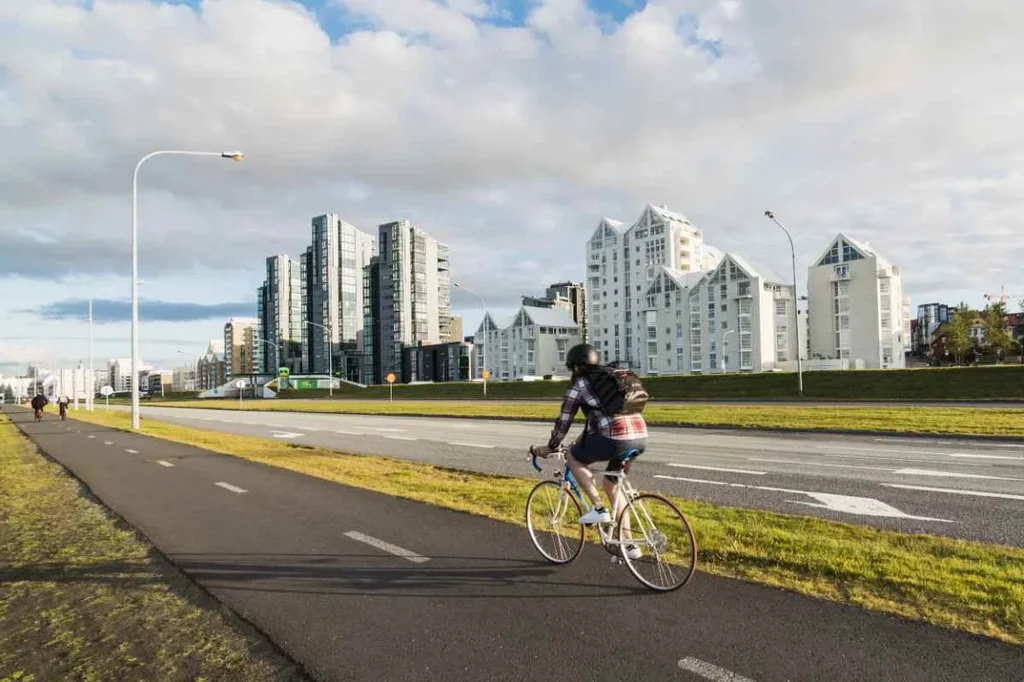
[30,393,48,421]
[531,344,649,556]
[57,394,70,420]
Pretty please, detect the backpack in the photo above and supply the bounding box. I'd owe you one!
[584,365,649,416]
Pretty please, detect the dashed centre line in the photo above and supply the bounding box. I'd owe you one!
[215,482,248,494]
[157,460,174,468]
[677,657,757,682]
[344,531,430,564]
[125,449,139,454]
[103,441,113,446]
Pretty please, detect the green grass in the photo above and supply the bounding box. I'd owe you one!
[269,364,1024,401]
[148,398,1024,438]
[0,415,303,682]
[74,409,1024,644]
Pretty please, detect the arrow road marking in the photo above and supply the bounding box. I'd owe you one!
[269,431,304,439]
[678,657,757,682]
[654,475,952,522]
[344,531,430,564]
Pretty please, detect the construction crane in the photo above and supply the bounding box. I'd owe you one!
[983,286,1023,307]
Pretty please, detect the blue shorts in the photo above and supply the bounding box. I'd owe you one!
[570,433,646,472]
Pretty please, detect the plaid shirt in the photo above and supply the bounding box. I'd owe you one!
[548,375,648,449]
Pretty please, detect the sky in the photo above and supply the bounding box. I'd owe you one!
[2,0,1023,372]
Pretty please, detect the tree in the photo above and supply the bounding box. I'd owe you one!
[946,303,973,365]
[983,302,1014,362]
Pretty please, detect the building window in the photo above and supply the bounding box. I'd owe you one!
[737,281,750,297]
[775,300,787,316]
[556,339,568,363]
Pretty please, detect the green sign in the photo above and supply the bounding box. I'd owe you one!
[291,379,319,390]
[278,367,290,378]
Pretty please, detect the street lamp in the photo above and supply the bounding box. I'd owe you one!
[306,320,334,397]
[131,150,243,429]
[453,281,489,395]
[764,210,804,397]
[722,329,735,374]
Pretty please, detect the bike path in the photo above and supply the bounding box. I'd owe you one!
[9,409,1022,682]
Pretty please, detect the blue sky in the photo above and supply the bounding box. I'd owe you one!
[3,0,1023,373]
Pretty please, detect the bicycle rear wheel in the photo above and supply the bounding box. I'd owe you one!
[618,493,697,592]
[526,480,585,564]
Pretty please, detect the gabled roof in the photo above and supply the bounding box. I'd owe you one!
[812,233,891,268]
[588,217,627,245]
[721,253,789,285]
[644,204,691,225]
[644,266,707,296]
[522,306,579,329]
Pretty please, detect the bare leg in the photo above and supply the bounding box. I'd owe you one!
[567,455,603,508]
[604,476,632,541]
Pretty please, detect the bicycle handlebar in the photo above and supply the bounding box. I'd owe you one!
[529,445,567,472]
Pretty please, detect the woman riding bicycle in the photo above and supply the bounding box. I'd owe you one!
[30,393,48,421]
[530,344,648,555]
[57,394,70,420]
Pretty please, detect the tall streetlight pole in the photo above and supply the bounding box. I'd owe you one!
[764,210,804,397]
[87,299,94,411]
[453,281,488,396]
[131,149,243,430]
[306,321,334,397]
[722,329,735,374]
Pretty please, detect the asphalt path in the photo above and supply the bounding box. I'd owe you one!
[10,408,1023,682]
[116,405,1024,547]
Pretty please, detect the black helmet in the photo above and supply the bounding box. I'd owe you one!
[565,343,599,372]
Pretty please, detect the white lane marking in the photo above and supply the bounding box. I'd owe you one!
[343,531,430,564]
[883,484,1024,501]
[269,430,304,439]
[103,441,113,445]
[125,449,139,454]
[819,446,955,457]
[333,429,365,435]
[385,435,418,441]
[892,468,1023,481]
[949,453,1024,461]
[368,427,406,432]
[677,657,757,682]
[748,457,891,471]
[215,482,248,494]
[87,435,95,439]
[654,475,951,521]
[449,442,496,449]
[157,460,174,468]
[666,463,766,475]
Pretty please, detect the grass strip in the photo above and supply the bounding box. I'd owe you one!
[73,409,1024,644]
[0,415,304,682]
[147,399,1024,438]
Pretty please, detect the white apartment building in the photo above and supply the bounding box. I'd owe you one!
[473,304,582,381]
[587,205,722,369]
[108,358,150,394]
[639,255,798,375]
[807,234,907,369]
[224,318,259,380]
[301,214,377,376]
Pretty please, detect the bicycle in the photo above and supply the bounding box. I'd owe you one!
[526,447,697,592]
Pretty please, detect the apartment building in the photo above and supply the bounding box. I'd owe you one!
[915,302,950,353]
[257,254,303,374]
[639,254,797,375]
[300,214,377,377]
[369,220,452,383]
[807,234,907,368]
[196,340,226,390]
[223,318,259,380]
[587,205,722,369]
[473,302,582,381]
[107,358,150,394]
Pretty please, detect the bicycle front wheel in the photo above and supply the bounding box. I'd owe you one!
[526,480,585,564]
[618,494,697,592]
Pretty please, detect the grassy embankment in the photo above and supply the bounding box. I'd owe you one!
[73,408,1024,644]
[0,415,303,682]
[145,399,1024,438]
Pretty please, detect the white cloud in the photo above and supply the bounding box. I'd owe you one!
[2,0,1024,362]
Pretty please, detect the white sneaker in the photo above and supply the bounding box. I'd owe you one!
[623,544,643,560]
[579,507,612,525]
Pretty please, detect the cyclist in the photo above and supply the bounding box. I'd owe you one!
[30,393,48,421]
[57,394,70,420]
[531,343,648,558]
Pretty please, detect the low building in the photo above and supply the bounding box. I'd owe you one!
[172,366,197,392]
[401,342,470,383]
[473,303,582,381]
[144,370,173,396]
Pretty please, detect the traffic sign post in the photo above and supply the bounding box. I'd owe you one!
[100,385,114,410]
[235,379,247,408]
[386,373,396,402]
[481,369,490,396]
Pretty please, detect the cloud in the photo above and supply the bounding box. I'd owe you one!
[1,0,1023,313]
[32,298,255,323]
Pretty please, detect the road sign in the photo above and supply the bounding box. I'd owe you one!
[234,379,247,389]
[100,386,114,397]
[481,370,490,380]
[386,373,396,384]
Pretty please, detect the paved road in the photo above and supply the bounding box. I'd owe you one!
[119,405,1024,547]
[10,409,1023,681]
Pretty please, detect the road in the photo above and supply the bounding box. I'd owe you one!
[10,409,1023,681]
[119,405,1024,547]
